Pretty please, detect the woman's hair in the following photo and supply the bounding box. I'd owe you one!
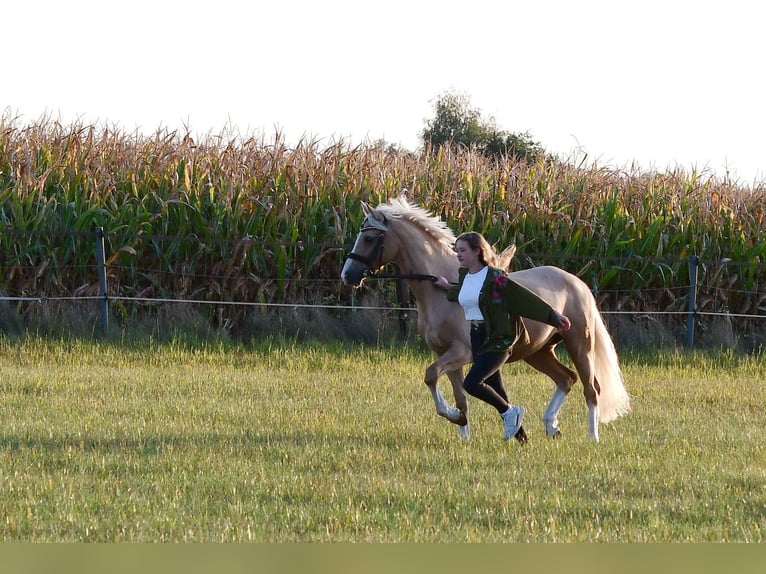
[455,232,501,268]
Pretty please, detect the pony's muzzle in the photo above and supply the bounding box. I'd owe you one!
[341,272,364,287]
[341,259,366,286]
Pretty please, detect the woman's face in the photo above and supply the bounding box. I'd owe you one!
[455,238,481,270]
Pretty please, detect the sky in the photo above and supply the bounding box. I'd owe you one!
[5,0,765,186]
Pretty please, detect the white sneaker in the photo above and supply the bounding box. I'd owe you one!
[501,405,525,441]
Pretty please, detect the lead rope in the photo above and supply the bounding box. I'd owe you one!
[370,272,438,282]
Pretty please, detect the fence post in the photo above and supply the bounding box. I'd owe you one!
[395,277,410,338]
[95,227,109,333]
[686,255,698,349]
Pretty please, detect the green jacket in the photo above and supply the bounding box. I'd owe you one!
[446,266,561,353]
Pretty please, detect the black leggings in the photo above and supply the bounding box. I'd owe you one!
[464,323,511,414]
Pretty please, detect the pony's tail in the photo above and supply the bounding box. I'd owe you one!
[592,310,631,423]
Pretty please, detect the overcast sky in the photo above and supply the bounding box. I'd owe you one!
[5,0,764,185]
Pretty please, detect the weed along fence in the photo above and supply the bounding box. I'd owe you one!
[1,228,765,349]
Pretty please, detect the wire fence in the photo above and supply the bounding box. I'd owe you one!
[2,227,765,348]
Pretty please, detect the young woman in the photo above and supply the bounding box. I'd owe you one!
[434,232,571,441]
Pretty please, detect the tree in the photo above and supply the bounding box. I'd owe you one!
[421,91,544,163]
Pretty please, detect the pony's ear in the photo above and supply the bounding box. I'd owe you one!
[361,202,388,230]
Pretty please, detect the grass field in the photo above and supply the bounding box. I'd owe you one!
[0,335,763,542]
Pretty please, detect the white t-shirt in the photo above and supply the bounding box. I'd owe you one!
[458,266,488,321]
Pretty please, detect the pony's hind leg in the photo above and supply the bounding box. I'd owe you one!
[524,345,578,438]
[544,387,568,438]
[566,339,601,442]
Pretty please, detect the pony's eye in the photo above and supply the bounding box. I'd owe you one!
[363,235,376,244]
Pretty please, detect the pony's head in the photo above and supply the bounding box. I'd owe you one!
[341,202,391,286]
[341,195,457,287]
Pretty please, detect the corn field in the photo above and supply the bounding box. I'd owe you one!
[1,113,765,341]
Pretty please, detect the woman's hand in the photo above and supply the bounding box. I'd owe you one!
[556,312,571,332]
[433,276,451,289]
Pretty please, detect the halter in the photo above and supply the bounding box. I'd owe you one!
[345,215,438,283]
[344,217,387,271]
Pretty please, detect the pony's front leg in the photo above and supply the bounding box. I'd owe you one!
[425,363,466,425]
[424,353,470,440]
[445,369,470,439]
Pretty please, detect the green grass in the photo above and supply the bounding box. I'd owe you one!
[0,335,763,542]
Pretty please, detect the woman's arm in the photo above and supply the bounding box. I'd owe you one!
[501,274,571,331]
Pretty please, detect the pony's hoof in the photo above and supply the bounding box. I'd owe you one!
[455,411,468,426]
[458,422,471,440]
[514,425,529,444]
[544,420,561,438]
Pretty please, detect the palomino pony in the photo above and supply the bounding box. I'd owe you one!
[341,196,630,442]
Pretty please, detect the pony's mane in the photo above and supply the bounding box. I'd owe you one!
[373,195,517,269]
[375,196,456,252]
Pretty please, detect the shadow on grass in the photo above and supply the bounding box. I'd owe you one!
[0,426,429,458]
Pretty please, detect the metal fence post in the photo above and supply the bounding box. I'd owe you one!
[95,227,109,333]
[686,255,698,349]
